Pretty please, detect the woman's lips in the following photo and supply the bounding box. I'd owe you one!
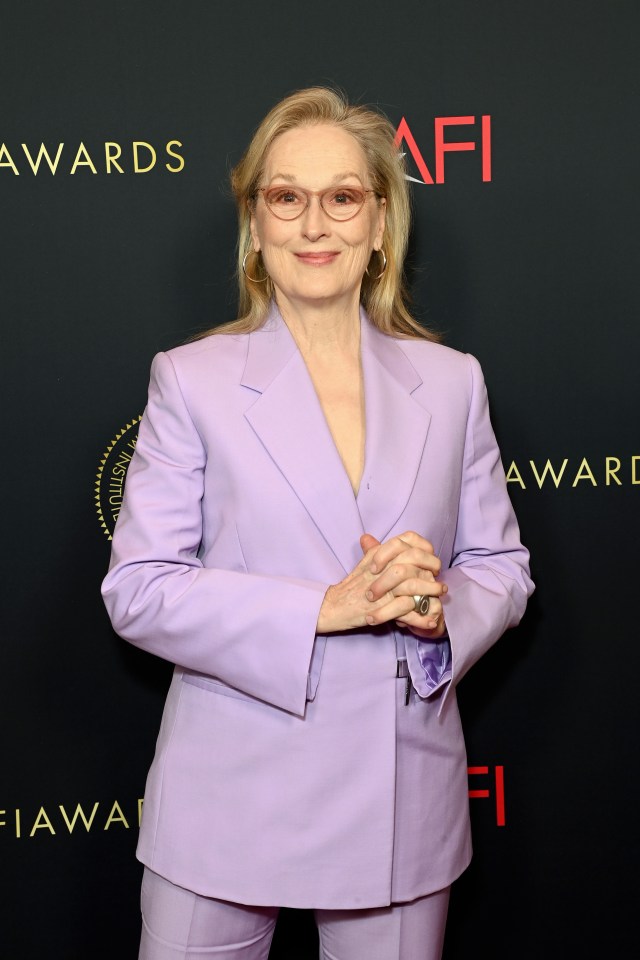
[294,252,340,265]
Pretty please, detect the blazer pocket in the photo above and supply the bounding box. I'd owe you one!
[181,669,259,705]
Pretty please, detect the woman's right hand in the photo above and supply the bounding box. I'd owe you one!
[316,532,445,634]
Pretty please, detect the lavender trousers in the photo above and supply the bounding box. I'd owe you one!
[139,868,450,960]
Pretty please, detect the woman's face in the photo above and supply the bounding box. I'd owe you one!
[250,124,386,314]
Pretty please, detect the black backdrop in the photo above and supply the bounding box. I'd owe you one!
[2,1,639,957]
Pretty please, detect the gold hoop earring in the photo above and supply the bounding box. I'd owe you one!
[242,251,268,283]
[365,249,387,281]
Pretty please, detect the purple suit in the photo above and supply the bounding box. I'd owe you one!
[102,304,533,909]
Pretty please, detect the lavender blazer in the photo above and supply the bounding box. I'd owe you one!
[102,305,533,909]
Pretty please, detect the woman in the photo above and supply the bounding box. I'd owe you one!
[102,87,533,960]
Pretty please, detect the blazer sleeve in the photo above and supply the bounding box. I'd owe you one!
[101,351,328,717]
[406,352,534,712]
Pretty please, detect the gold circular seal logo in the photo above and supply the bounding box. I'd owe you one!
[95,417,142,540]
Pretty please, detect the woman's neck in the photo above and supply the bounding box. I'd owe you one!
[275,293,362,359]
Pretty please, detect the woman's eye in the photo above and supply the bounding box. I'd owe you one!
[329,189,360,206]
[271,190,301,204]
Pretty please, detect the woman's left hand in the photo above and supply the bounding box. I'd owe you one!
[360,531,448,638]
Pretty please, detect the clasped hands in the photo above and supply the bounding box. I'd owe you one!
[317,531,447,639]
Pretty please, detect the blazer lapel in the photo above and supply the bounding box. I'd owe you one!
[242,306,365,575]
[357,312,432,542]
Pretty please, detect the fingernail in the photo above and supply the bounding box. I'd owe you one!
[365,615,375,625]
[370,562,378,573]
[366,590,374,601]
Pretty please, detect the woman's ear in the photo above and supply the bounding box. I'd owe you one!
[374,197,386,250]
[249,214,261,253]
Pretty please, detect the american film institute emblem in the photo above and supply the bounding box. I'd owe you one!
[95,417,142,539]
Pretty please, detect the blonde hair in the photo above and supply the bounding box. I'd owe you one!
[206,86,436,341]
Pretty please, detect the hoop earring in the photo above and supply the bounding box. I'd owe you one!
[365,249,387,281]
[242,251,268,283]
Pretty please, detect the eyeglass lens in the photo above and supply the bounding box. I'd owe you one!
[263,186,368,221]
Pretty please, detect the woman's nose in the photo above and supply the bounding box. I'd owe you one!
[301,196,331,240]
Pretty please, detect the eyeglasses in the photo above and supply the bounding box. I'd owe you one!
[257,185,377,222]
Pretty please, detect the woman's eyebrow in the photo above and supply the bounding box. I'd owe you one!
[267,171,364,184]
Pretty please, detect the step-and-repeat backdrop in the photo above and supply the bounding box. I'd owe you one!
[2,2,638,957]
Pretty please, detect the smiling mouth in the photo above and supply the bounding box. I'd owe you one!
[294,252,340,265]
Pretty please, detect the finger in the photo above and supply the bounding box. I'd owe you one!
[360,533,381,554]
[343,547,379,583]
[396,610,446,634]
[397,593,443,623]
[396,531,436,552]
[373,546,442,577]
[365,593,418,626]
[370,533,435,572]
[395,592,444,632]
[367,568,447,603]
[365,592,443,629]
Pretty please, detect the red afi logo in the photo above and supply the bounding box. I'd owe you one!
[468,765,505,826]
[394,116,492,184]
